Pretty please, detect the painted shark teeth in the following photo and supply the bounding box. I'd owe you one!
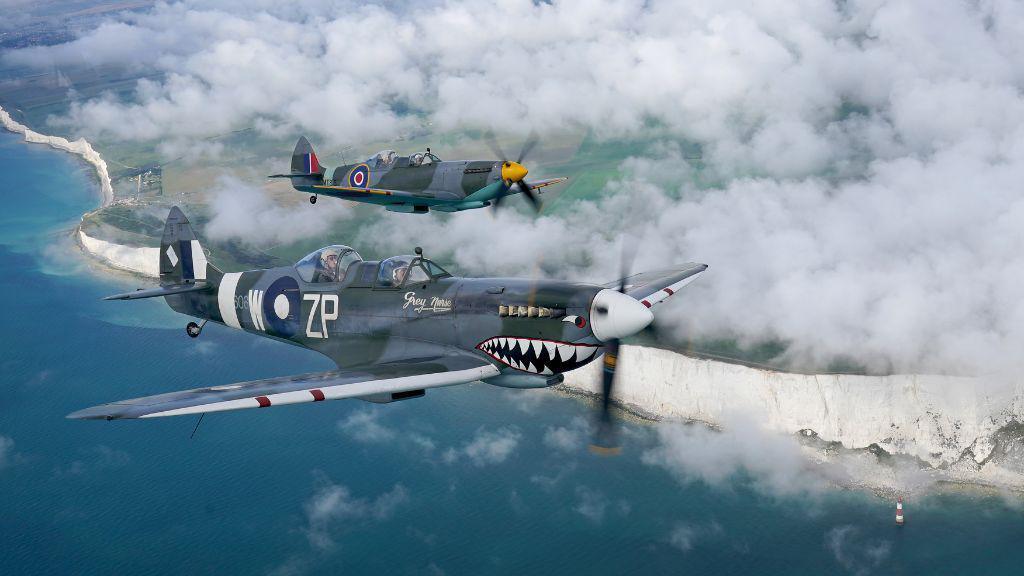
[476,337,602,375]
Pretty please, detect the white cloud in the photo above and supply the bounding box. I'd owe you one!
[337,409,396,443]
[573,486,608,523]
[304,474,409,550]
[10,1,1024,375]
[444,426,522,467]
[529,462,577,492]
[642,414,831,497]
[667,520,724,552]
[572,485,630,524]
[204,176,354,247]
[542,417,590,452]
[825,525,892,576]
[58,445,130,476]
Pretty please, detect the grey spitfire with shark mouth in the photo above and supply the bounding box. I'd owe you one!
[477,337,601,375]
[70,206,706,420]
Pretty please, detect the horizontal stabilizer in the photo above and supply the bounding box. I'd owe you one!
[268,173,321,179]
[104,281,211,301]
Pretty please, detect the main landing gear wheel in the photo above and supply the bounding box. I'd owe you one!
[186,321,203,338]
[309,195,317,204]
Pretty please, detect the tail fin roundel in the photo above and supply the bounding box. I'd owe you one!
[291,136,322,175]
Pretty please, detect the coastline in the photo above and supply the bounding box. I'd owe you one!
[0,105,114,207]
[5,103,1023,493]
[75,227,160,278]
[1,105,158,277]
[561,348,1024,493]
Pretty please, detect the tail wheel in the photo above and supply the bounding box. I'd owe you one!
[186,322,201,338]
[309,195,317,204]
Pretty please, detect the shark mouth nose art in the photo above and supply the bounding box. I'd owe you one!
[477,337,601,375]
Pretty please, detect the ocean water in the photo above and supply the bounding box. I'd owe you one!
[1,130,1023,575]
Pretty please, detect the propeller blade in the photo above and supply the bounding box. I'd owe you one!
[516,180,541,212]
[590,337,621,454]
[517,130,540,164]
[483,131,508,162]
[589,240,637,454]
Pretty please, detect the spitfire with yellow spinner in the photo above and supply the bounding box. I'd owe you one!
[270,134,567,213]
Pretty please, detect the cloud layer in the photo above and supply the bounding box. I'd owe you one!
[10,0,1024,374]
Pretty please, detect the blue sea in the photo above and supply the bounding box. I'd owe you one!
[1,130,1022,575]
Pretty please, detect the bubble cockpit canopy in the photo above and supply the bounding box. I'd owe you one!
[295,245,362,283]
[376,254,451,288]
[368,149,397,168]
[409,151,442,167]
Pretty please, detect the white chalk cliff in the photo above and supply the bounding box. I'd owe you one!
[77,229,160,278]
[563,346,1024,488]
[1,105,113,206]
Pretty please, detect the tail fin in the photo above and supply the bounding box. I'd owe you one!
[160,206,221,286]
[290,136,322,175]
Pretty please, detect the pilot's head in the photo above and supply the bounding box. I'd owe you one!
[392,265,408,285]
[321,252,339,281]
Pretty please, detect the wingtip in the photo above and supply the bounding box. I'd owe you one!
[66,407,116,420]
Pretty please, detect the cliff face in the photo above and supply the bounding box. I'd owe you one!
[562,345,1024,486]
[1,105,113,206]
[77,229,159,278]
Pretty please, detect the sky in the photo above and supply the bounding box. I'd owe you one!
[6,0,1024,376]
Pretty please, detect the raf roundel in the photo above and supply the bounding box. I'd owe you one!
[348,164,370,188]
[262,276,301,337]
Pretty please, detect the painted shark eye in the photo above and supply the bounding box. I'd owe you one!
[562,315,587,329]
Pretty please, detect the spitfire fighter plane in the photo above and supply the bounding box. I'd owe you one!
[70,208,705,443]
[270,136,567,213]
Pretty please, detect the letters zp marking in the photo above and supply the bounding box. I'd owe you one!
[304,293,339,338]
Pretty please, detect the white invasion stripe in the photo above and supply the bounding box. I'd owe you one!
[256,290,265,331]
[190,240,208,280]
[218,272,242,329]
[139,364,501,418]
[247,291,256,329]
[248,290,265,331]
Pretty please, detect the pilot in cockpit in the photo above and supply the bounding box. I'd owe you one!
[392,265,409,286]
[315,250,340,283]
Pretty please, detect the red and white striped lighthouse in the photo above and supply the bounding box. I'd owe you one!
[896,497,905,525]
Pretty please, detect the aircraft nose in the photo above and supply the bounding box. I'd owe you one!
[501,161,528,183]
[589,289,654,342]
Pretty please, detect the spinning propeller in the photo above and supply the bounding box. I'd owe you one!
[485,131,543,212]
[588,243,645,455]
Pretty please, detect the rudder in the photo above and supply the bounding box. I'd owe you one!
[160,206,220,286]
[291,136,322,175]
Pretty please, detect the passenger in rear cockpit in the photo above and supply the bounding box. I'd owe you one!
[392,265,409,286]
